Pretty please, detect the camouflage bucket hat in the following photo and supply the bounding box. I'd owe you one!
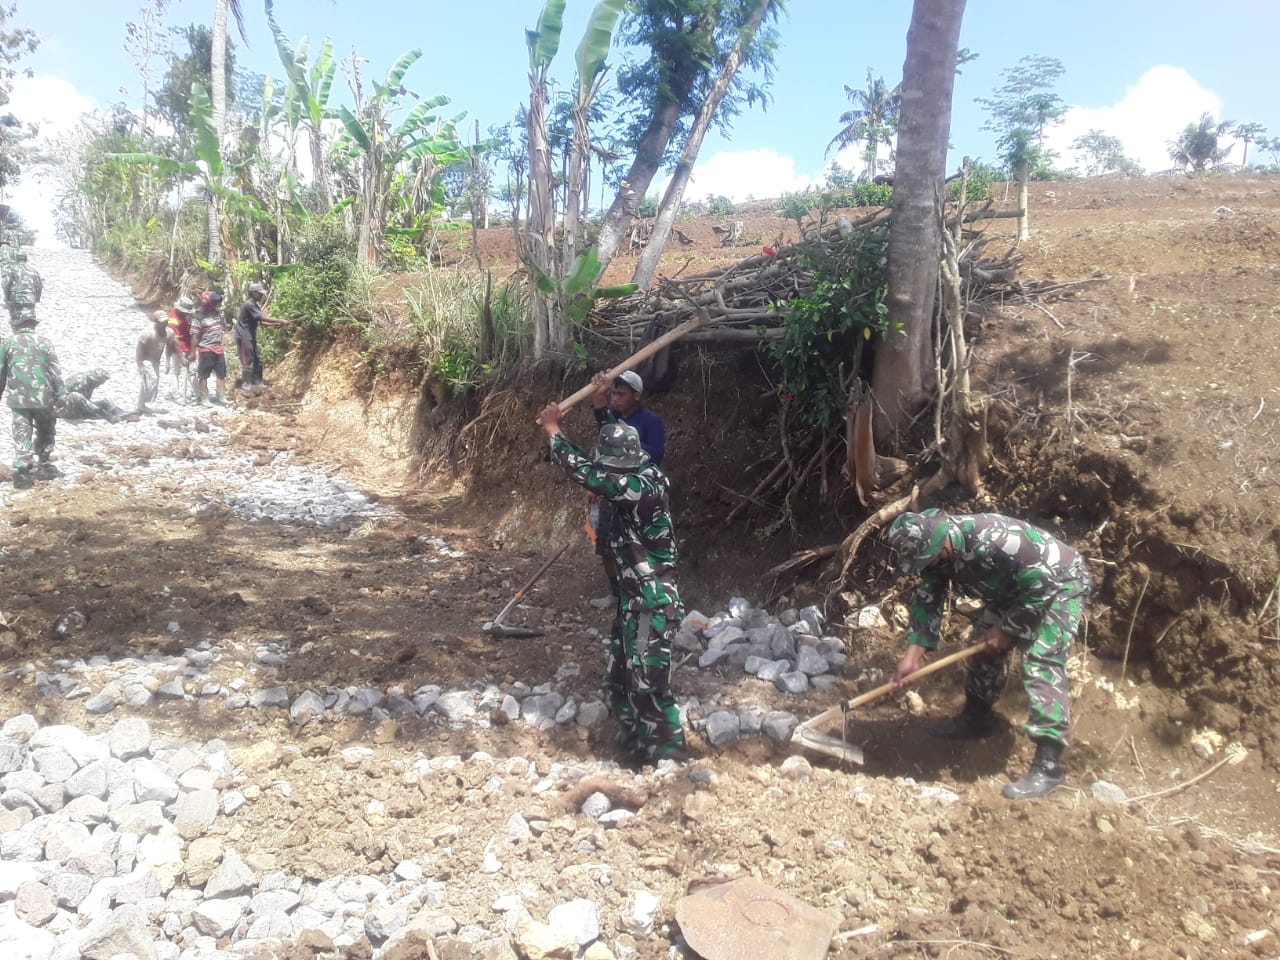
[84,368,111,389]
[593,422,649,470]
[886,508,953,574]
[175,295,197,313]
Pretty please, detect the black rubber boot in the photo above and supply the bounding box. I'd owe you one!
[928,695,999,740]
[1002,739,1065,800]
[12,468,33,490]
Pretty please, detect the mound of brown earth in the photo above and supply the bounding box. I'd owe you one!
[3,178,1279,958]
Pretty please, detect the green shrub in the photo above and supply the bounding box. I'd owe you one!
[272,219,356,338]
[768,225,896,430]
[706,194,736,216]
[637,195,658,218]
[947,161,997,203]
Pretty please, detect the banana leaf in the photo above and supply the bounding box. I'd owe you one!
[102,153,198,179]
[562,246,603,297]
[310,39,336,126]
[575,0,627,95]
[190,83,222,178]
[527,0,566,68]
[382,49,423,93]
[338,106,372,153]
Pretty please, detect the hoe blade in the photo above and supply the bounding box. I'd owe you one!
[790,725,865,765]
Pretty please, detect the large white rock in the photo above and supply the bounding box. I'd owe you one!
[28,726,106,767]
[190,897,247,938]
[77,904,158,960]
[31,746,78,784]
[547,898,600,946]
[64,760,110,800]
[173,789,218,840]
[0,714,38,742]
[0,901,58,960]
[129,759,179,804]
[204,849,255,899]
[107,718,152,760]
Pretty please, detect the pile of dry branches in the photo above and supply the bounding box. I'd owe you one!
[582,202,1090,352]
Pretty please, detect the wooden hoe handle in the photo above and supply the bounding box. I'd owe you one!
[552,310,710,417]
[798,640,989,733]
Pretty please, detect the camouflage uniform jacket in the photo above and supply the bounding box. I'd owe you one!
[905,513,1087,650]
[550,433,681,614]
[4,266,42,306]
[0,327,65,410]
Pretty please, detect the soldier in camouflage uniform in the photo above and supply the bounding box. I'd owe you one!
[4,252,43,325]
[57,368,130,424]
[886,509,1092,799]
[0,241,16,279]
[537,402,688,763]
[0,310,65,488]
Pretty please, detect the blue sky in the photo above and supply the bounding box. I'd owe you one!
[12,0,1280,242]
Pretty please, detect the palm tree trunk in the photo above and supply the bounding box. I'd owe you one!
[871,0,967,436]
[1016,161,1030,241]
[208,0,228,265]
[310,130,331,210]
[526,70,557,358]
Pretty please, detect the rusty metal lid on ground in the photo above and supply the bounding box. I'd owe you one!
[675,877,840,960]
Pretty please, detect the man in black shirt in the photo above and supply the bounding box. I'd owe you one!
[235,283,289,391]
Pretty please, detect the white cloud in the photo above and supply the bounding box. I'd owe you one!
[1046,65,1224,175]
[6,75,98,247]
[675,148,819,203]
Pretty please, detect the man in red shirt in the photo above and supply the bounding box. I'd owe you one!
[189,291,228,406]
[166,295,196,402]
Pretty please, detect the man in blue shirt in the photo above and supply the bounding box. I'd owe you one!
[588,369,666,609]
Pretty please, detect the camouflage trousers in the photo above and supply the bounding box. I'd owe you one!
[58,393,125,422]
[11,408,56,472]
[606,604,686,760]
[964,560,1092,746]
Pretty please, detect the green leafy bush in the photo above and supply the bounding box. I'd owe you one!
[272,219,356,338]
[768,226,896,430]
[706,194,736,216]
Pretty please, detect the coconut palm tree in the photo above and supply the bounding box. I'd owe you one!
[155,0,247,263]
[1167,113,1228,173]
[871,0,966,434]
[826,68,901,181]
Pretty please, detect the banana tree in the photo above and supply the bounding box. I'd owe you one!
[338,52,467,264]
[525,0,627,357]
[525,0,562,357]
[265,0,337,209]
[561,0,627,277]
[105,82,268,266]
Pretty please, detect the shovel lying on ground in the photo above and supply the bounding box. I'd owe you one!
[482,541,573,639]
[791,640,988,763]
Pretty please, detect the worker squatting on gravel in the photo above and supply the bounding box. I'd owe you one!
[537,403,689,764]
[887,509,1092,800]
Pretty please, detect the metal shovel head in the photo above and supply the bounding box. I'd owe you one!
[790,725,865,765]
[676,877,840,960]
[482,620,544,639]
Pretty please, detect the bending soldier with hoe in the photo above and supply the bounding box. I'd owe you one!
[587,369,665,609]
[887,509,1092,800]
[537,401,688,764]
